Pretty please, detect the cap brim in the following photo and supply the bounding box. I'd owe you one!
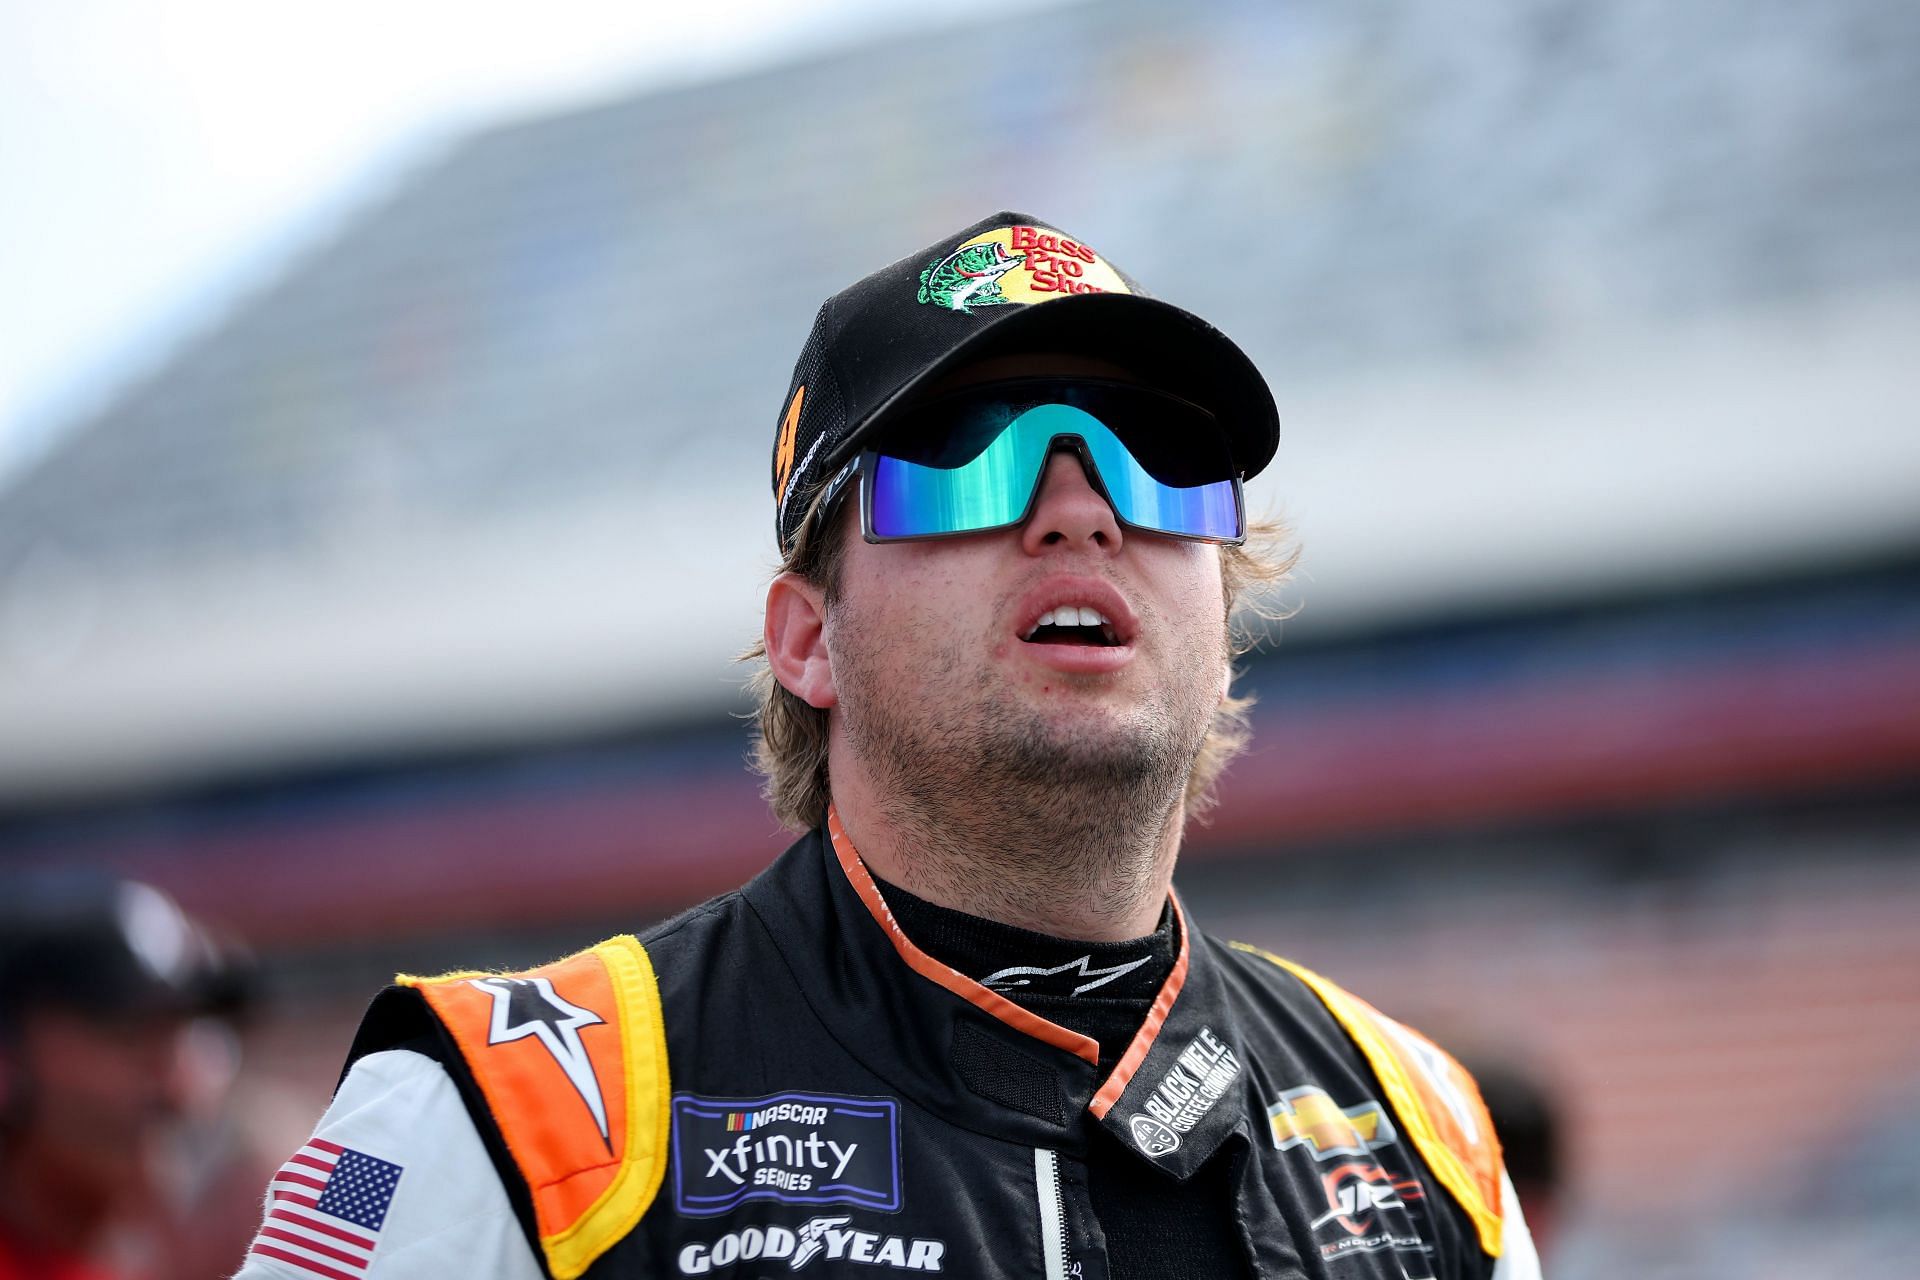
[827,292,1279,482]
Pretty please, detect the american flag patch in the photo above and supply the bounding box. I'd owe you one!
[248,1138,403,1278]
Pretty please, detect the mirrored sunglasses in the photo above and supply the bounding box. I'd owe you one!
[815,379,1246,546]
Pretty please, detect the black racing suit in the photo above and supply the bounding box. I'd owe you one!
[238,821,1539,1280]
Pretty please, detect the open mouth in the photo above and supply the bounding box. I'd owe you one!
[1021,606,1122,647]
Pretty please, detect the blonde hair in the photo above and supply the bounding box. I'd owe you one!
[743,488,1298,832]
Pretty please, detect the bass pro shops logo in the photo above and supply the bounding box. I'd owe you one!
[671,1092,902,1216]
[677,1217,946,1275]
[916,225,1132,315]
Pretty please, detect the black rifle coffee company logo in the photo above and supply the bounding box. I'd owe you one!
[671,1092,901,1216]
[1128,1026,1240,1156]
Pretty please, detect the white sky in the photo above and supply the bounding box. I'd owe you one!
[0,0,1046,485]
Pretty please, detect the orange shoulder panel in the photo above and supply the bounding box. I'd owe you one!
[400,936,669,1280]
[1229,943,1506,1258]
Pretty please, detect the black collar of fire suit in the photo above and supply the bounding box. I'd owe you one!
[739,821,1252,1183]
[870,870,1177,1074]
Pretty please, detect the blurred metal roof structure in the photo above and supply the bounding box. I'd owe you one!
[2,0,1918,801]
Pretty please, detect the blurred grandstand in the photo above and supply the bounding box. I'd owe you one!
[2,0,1917,1273]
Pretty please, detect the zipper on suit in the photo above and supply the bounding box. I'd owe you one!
[1034,1148,1071,1280]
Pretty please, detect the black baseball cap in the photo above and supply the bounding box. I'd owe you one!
[770,211,1280,552]
[0,872,249,1026]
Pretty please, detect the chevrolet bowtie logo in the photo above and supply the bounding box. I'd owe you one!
[1266,1085,1398,1160]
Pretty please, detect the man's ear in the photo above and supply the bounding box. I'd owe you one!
[765,572,837,709]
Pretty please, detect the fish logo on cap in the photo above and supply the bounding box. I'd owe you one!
[915,224,1132,316]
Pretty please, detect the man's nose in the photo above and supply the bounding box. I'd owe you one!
[1021,447,1123,555]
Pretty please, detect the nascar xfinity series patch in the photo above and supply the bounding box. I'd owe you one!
[670,1091,902,1216]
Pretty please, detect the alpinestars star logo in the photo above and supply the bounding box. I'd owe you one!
[471,976,610,1147]
[981,954,1152,997]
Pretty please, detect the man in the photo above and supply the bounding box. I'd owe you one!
[235,213,1543,1279]
[0,873,247,1280]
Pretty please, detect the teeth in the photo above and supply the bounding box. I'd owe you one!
[1023,605,1114,640]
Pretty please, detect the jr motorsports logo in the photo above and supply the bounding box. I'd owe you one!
[1308,1162,1434,1275]
[1127,1026,1240,1156]
[671,1092,901,1216]
[677,1216,946,1274]
[916,224,1133,315]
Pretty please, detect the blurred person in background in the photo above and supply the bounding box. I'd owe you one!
[236,213,1543,1278]
[0,873,253,1280]
[1453,1054,1564,1262]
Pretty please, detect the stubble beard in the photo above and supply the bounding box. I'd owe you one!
[831,600,1224,936]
